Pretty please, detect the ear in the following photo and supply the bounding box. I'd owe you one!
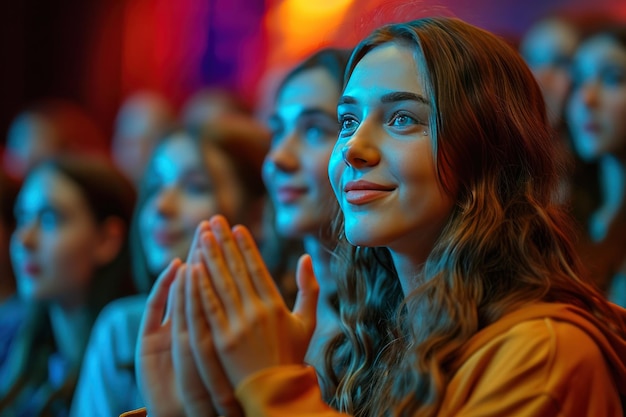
[93,217,126,266]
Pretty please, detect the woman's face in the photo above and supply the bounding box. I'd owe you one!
[10,167,104,307]
[329,43,455,258]
[139,133,243,274]
[262,67,341,238]
[567,35,626,161]
[521,20,579,128]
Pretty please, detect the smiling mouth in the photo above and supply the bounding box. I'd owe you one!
[345,189,394,205]
[275,187,308,204]
[343,180,395,205]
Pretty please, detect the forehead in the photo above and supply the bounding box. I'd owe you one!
[574,35,626,70]
[276,67,340,115]
[18,167,85,210]
[152,133,202,173]
[344,43,424,98]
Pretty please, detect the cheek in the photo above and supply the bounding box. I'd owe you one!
[42,228,99,289]
[327,147,345,200]
[307,152,333,195]
[261,159,273,188]
[180,196,219,232]
[138,200,156,239]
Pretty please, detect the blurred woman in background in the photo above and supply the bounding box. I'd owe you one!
[70,116,269,417]
[566,23,626,307]
[0,156,135,416]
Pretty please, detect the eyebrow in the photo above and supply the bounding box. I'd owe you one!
[269,107,336,122]
[339,91,430,106]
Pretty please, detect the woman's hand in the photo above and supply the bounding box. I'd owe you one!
[171,257,224,417]
[196,215,319,387]
[135,258,185,417]
[184,260,243,416]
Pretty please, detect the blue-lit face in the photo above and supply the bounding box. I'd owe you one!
[567,35,626,160]
[520,19,579,128]
[139,133,243,274]
[330,43,454,260]
[263,67,340,238]
[10,167,103,308]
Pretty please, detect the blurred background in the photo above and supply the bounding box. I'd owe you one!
[2,0,626,143]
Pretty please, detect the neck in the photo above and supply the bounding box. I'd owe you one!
[388,249,427,296]
[48,303,92,367]
[303,236,334,296]
[591,155,626,241]
[598,155,626,213]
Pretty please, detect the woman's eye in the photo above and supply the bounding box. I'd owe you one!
[389,112,418,127]
[340,116,359,134]
[184,181,212,195]
[40,209,63,229]
[304,125,325,141]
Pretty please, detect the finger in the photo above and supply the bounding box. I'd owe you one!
[292,254,319,332]
[172,263,187,335]
[141,258,181,334]
[229,224,266,299]
[206,215,245,306]
[199,229,244,318]
[164,264,187,323]
[186,221,211,265]
[195,239,229,331]
[233,225,284,306]
[187,266,243,416]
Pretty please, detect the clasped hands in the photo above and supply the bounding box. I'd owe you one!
[135,215,320,417]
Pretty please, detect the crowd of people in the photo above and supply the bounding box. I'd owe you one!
[1,8,625,417]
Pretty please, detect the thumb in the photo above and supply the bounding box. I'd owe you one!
[292,254,319,332]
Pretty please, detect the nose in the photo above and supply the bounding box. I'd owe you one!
[578,81,600,108]
[154,187,179,218]
[266,131,299,173]
[14,221,38,250]
[341,122,380,169]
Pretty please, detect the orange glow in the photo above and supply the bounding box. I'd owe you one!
[265,0,355,68]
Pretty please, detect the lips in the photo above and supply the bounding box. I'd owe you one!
[22,261,41,275]
[152,229,183,246]
[582,121,601,134]
[343,180,395,205]
[275,186,308,204]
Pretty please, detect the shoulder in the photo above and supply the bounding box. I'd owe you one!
[88,295,148,356]
[95,295,148,330]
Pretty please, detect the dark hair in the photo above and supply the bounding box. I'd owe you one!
[0,168,19,231]
[0,166,20,295]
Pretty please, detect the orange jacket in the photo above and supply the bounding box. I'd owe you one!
[235,302,626,416]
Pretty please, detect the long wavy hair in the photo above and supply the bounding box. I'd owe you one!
[324,17,623,417]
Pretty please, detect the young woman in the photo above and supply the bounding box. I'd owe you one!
[171,17,625,416]
[131,48,358,417]
[566,24,626,308]
[70,122,269,417]
[0,156,135,416]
